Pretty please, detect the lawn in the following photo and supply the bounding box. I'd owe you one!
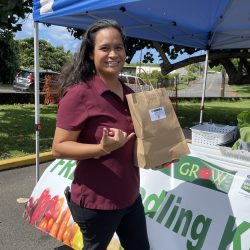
[0,104,57,160]
[176,99,250,128]
[1,99,250,160]
[230,84,250,97]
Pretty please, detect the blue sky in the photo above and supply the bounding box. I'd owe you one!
[15,15,157,63]
[15,14,81,53]
[15,15,204,64]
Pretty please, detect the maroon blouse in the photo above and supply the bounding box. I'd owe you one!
[56,75,140,210]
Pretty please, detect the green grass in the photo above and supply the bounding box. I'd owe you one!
[230,84,250,97]
[1,99,250,160]
[0,104,57,160]
[176,99,250,128]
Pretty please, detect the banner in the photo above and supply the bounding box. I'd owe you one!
[24,151,250,250]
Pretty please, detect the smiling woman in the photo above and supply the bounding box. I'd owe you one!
[51,19,150,250]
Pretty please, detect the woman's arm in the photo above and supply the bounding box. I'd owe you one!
[52,127,135,160]
[52,127,107,160]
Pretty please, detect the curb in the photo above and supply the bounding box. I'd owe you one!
[0,152,55,171]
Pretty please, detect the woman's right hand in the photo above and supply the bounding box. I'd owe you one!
[99,127,135,154]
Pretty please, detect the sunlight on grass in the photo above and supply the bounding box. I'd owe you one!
[177,99,250,128]
[1,100,250,160]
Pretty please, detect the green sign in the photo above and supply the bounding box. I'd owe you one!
[161,156,237,193]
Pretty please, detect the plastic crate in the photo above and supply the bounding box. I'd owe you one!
[220,146,250,162]
[191,123,237,146]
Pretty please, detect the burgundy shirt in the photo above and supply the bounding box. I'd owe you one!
[56,75,140,210]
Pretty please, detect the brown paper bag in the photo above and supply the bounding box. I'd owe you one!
[126,88,190,169]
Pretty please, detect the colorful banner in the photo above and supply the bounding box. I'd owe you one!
[24,151,250,250]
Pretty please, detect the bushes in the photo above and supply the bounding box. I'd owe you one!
[0,92,45,105]
[42,75,59,105]
[138,70,179,88]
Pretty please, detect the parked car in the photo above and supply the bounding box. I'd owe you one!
[13,69,59,92]
[119,74,152,92]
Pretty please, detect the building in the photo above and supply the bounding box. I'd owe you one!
[136,66,161,74]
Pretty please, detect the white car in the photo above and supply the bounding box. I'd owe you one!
[119,74,152,92]
[13,69,59,92]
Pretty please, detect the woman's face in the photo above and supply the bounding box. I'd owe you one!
[91,27,126,78]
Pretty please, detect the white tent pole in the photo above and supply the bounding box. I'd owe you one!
[34,21,40,183]
[199,50,209,124]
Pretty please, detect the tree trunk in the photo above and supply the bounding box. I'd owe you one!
[151,42,250,85]
[218,58,250,84]
[125,40,250,85]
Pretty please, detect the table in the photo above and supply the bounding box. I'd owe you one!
[24,144,250,250]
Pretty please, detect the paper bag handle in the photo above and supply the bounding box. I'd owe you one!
[135,67,155,92]
[135,67,162,105]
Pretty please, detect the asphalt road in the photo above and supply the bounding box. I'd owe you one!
[177,72,234,98]
[0,162,72,250]
[0,73,234,98]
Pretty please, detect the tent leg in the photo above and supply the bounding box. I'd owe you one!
[199,51,209,124]
[34,21,40,183]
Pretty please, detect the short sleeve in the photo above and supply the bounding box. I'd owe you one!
[56,85,88,131]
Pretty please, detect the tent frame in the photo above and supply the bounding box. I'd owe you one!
[34,21,40,182]
[199,51,209,124]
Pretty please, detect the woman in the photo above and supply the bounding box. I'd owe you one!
[52,19,150,250]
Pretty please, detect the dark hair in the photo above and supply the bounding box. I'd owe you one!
[58,19,126,98]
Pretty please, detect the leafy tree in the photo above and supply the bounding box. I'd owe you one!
[0,0,32,32]
[18,38,73,72]
[0,0,32,84]
[68,28,250,85]
[0,32,19,84]
[135,41,250,85]
[210,55,250,84]
[3,0,247,85]
[186,63,200,75]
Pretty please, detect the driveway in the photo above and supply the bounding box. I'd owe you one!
[177,73,236,98]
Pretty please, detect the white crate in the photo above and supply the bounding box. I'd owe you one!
[219,146,250,162]
[191,123,237,146]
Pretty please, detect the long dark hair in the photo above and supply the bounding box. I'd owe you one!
[58,19,126,98]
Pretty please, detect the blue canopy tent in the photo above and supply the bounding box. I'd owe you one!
[32,0,250,181]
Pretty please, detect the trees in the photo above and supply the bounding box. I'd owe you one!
[0,0,32,32]
[126,39,250,85]
[0,32,19,84]
[0,36,72,84]
[210,53,250,85]
[18,38,73,72]
[2,1,250,85]
[152,44,250,85]
[68,28,250,85]
[0,0,32,84]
